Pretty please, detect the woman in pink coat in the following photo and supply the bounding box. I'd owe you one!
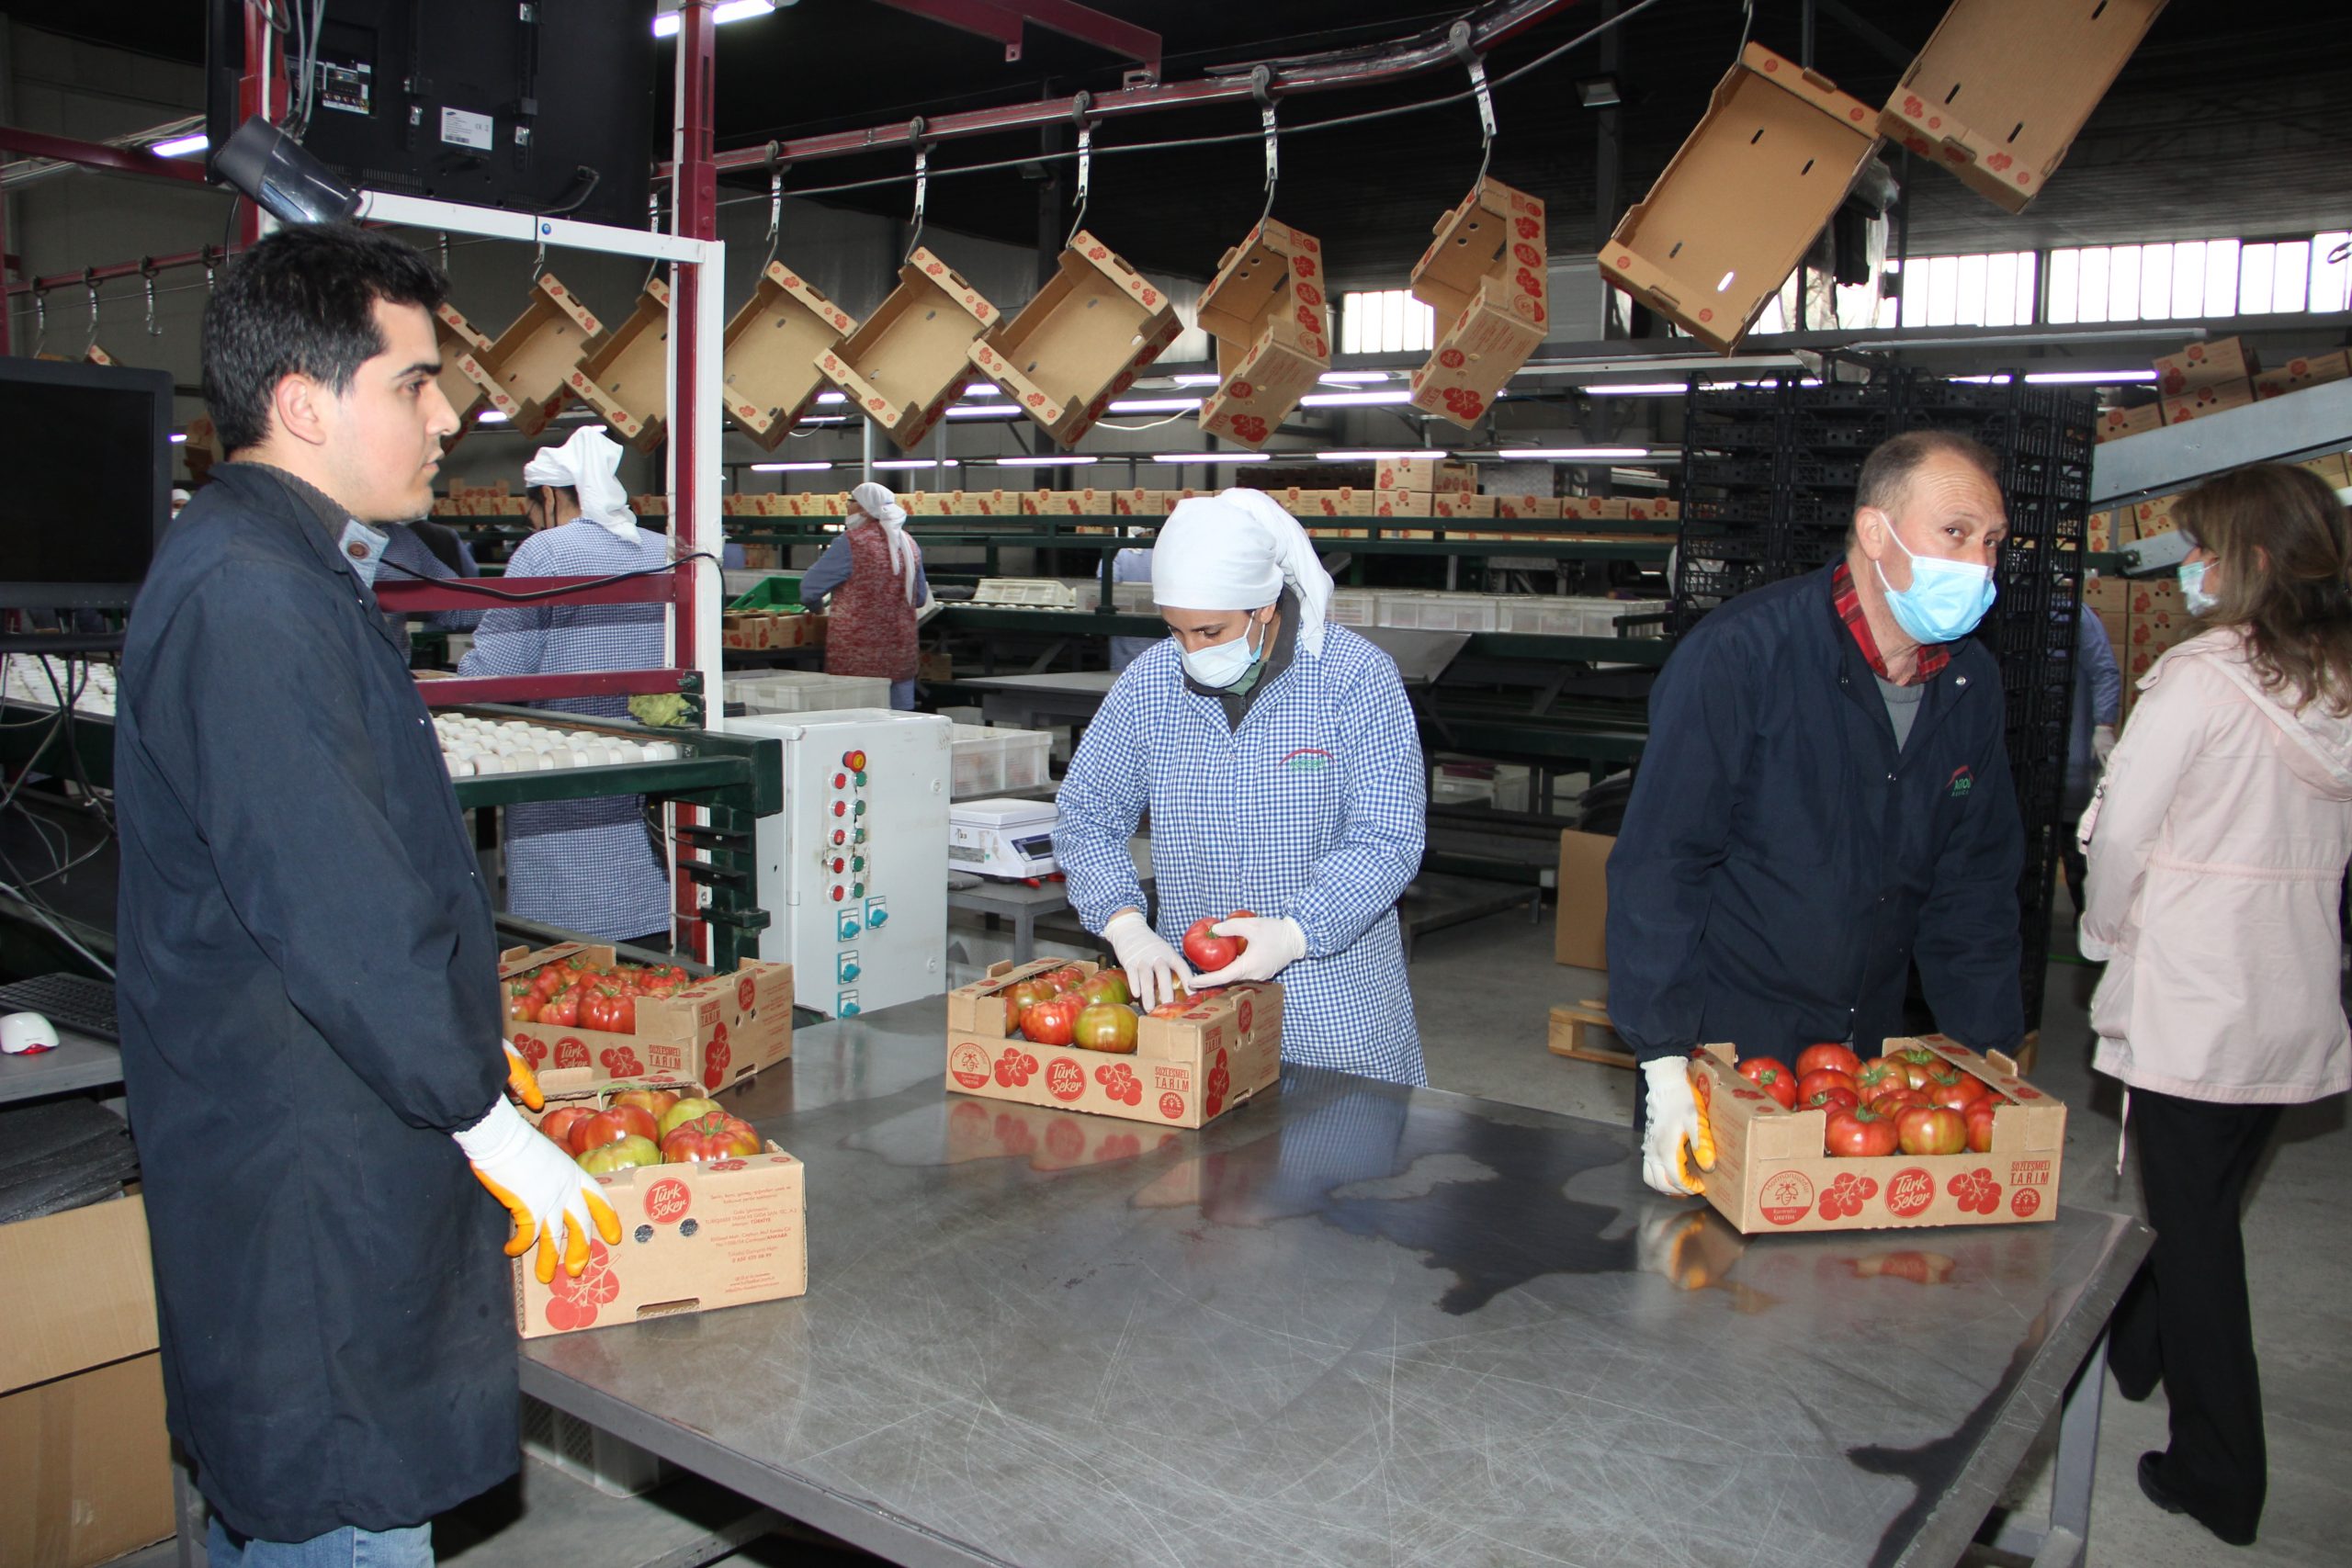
[2078,461,2352,1547]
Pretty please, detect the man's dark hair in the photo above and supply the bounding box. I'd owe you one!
[1850,429,2002,543]
[202,223,447,454]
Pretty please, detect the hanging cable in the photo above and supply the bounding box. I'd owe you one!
[141,258,162,336]
[1064,94,1094,248]
[31,286,46,357]
[904,118,931,264]
[642,189,664,289]
[759,141,786,273]
[1735,0,1756,65]
[82,269,100,356]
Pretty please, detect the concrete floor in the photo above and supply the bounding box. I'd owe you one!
[1402,894,2352,1567]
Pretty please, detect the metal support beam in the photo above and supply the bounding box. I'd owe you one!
[0,125,207,186]
[864,1,1160,73]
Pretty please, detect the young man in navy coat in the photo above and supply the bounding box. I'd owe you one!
[1607,431,2027,1195]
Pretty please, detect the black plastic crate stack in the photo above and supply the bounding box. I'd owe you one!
[1675,370,2095,1032]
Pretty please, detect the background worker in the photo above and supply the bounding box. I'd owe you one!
[2062,591,2124,910]
[458,425,676,948]
[1054,488,1428,1086]
[798,480,933,708]
[1607,431,2026,1196]
[115,222,610,1568]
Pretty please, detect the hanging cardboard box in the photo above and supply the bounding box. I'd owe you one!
[2154,336,2256,397]
[570,278,673,454]
[1408,176,1550,428]
[1879,0,2167,214]
[2253,351,2350,400]
[2097,404,2163,442]
[432,302,495,449]
[1598,46,1879,354]
[471,273,609,436]
[818,249,998,452]
[2160,379,2254,424]
[1195,219,1330,450]
[722,262,859,450]
[967,231,1180,448]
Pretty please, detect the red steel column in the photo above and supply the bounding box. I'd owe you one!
[235,2,288,246]
[672,1,720,964]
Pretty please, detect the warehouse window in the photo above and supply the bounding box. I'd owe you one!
[2045,234,2350,323]
[1892,252,2038,330]
[1340,289,1436,355]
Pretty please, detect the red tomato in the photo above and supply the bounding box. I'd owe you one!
[612,1089,678,1122]
[571,1104,660,1155]
[661,1111,762,1163]
[1040,965,1089,995]
[1825,1105,1900,1157]
[1803,1086,1860,1113]
[1797,1067,1859,1105]
[1005,978,1059,1016]
[1078,971,1134,1009]
[1074,1002,1139,1054]
[1022,995,1083,1047]
[537,1107,595,1148]
[539,990,581,1028]
[1182,909,1256,972]
[580,992,618,1032]
[1963,1100,1998,1153]
[1925,1066,1988,1111]
[1737,1056,1798,1109]
[1855,1058,1908,1103]
[1896,1106,1966,1156]
[531,967,567,998]
[507,994,540,1024]
[1871,1087,1929,1118]
[1148,1000,1193,1019]
[1795,1043,1864,1080]
[605,991,636,1034]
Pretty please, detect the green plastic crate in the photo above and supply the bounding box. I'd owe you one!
[726,573,805,612]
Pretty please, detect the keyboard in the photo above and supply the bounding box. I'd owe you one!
[0,973,118,1042]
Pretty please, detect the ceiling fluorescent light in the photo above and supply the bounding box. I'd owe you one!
[169,432,187,444]
[1300,389,1416,407]
[944,404,1026,419]
[1317,371,1391,385]
[816,392,846,404]
[1499,446,1651,460]
[151,132,209,159]
[1314,449,1446,461]
[749,461,832,471]
[1105,397,1204,413]
[995,455,1098,467]
[1168,373,1225,387]
[1578,382,1686,396]
[654,0,775,38]
[1151,452,1272,463]
[474,411,509,423]
[2023,368,2160,385]
[873,457,956,470]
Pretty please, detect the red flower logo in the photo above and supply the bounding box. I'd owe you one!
[1112,369,1136,394]
[1295,255,1317,279]
[1230,414,1269,444]
[543,1239,621,1331]
[554,1037,590,1069]
[1296,304,1319,332]
[1442,388,1485,420]
[1091,1061,1144,1106]
[994,1047,1040,1089]
[1948,1168,2004,1216]
[1089,246,1107,261]
[1818,1171,1880,1221]
[737,976,757,1012]
[1140,289,1158,306]
[1026,391,1046,407]
[599,1045,644,1077]
[867,397,887,412]
[1295,282,1323,307]
[1439,348,1465,369]
[1515,217,1538,240]
[1517,267,1544,298]
[926,261,944,275]
[512,1033,548,1067]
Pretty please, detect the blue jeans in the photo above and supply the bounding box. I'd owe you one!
[208,1518,433,1568]
[889,679,916,710]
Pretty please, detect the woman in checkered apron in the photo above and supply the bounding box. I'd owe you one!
[1053,489,1429,1085]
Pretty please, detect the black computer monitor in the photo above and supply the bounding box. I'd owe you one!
[0,357,175,610]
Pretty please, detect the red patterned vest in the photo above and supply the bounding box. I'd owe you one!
[824,519,919,681]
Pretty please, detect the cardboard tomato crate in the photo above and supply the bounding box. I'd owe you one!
[1599,46,1878,355]
[968,231,1182,448]
[513,1087,806,1340]
[944,958,1282,1129]
[818,248,997,452]
[1492,493,1561,520]
[501,943,793,1096]
[1432,491,1497,520]
[470,273,609,437]
[723,261,859,449]
[2160,378,2254,424]
[2097,403,2163,442]
[1374,457,1475,493]
[1193,219,1329,451]
[2254,351,2349,400]
[432,302,495,449]
[1690,1037,2064,1234]
[2154,336,2256,397]
[570,278,673,454]
[1879,0,2165,214]
[1408,176,1549,428]
[1373,491,1434,519]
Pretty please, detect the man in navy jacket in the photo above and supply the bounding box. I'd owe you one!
[1607,431,2026,1195]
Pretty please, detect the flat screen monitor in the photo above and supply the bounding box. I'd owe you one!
[0,357,175,610]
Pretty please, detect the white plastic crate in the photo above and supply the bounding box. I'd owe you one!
[969,577,1080,609]
[950,724,1053,798]
[1111,580,1156,611]
[1375,592,1499,633]
[1432,763,1532,813]
[731,671,891,714]
[519,1393,671,1498]
[1493,597,1585,637]
[1328,588,1377,626]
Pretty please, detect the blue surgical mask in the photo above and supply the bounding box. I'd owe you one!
[1874,521,1996,644]
[1182,612,1269,689]
[338,520,390,589]
[2180,558,2220,616]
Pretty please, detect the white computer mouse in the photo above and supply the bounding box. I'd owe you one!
[0,1011,60,1055]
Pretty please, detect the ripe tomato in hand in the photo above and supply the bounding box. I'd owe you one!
[1797,1067,1859,1105]
[1825,1105,1900,1157]
[1796,1043,1864,1080]
[1896,1105,1966,1156]
[1022,995,1083,1047]
[1182,910,1256,972]
[1737,1056,1798,1109]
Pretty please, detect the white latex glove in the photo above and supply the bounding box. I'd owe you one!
[453,1097,621,1284]
[1102,909,1194,1013]
[2092,724,2117,766]
[1192,915,1308,988]
[1639,1057,1703,1198]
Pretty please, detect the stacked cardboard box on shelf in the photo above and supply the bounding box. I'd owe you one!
[2154,337,2256,425]
[2254,351,2351,400]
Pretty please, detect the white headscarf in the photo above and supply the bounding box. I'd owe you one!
[523,427,638,540]
[850,480,922,604]
[1151,488,1335,655]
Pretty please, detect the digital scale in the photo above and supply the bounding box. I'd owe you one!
[949,798,1060,881]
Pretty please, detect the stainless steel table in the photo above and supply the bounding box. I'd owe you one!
[0,1024,121,1105]
[520,998,2148,1568]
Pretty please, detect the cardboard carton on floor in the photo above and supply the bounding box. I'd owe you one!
[817,248,997,452]
[2160,379,2254,424]
[2254,351,2350,400]
[471,272,609,437]
[1691,1036,2065,1234]
[1878,0,2165,214]
[722,261,859,449]
[1599,46,1879,353]
[1409,176,1550,426]
[514,1089,805,1339]
[1555,829,1612,969]
[570,277,673,453]
[501,943,793,1096]
[2154,336,2256,398]
[944,958,1281,1128]
[2096,404,2162,443]
[968,232,1182,448]
[0,1194,173,1568]
[1196,218,1330,451]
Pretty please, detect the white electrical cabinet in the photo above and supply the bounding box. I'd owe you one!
[729,708,952,1019]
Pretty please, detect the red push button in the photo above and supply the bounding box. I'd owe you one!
[831,886,844,901]
[831,801,846,817]
[832,773,847,789]
[844,750,867,771]
[831,857,845,873]
[831,829,846,845]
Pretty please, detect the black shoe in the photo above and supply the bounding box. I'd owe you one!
[2138,1452,2257,1547]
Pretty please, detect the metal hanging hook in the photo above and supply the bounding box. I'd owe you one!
[1250,67,1280,233]
[1449,21,1498,188]
[31,286,47,357]
[904,118,930,265]
[643,190,664,288]
[142,259,163,337]
[438,231,450,273]
[531,219,549,283]
[1064,93,1094,249]
[761,141,786,274]
[203,246,220,293]
[84,268,101,356]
